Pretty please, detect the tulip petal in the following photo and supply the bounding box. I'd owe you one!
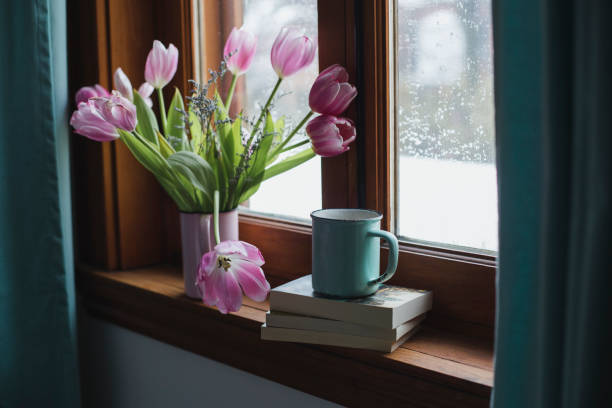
[306,114,355,157]
[94,84,110,97]
[145,40,178,89]
[271,27,316,78]
[214,240,265,266]
[113,68,133,100]
[232,260,270,302]
[215,240,248,257]
[198,250,217,278]
[199,267,222,307]
[70,100,119,142]
[309,82,340,114]
[213,269,243,314]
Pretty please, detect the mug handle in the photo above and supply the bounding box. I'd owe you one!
[367,230,399,285]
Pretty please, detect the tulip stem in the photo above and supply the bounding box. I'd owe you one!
[281,138,310,153]
[269,110,313,159]
[224,75,238,112]
[157,88,167,134]
[230,77,283,204]
[213,190,221,245]
[248,77,282,145]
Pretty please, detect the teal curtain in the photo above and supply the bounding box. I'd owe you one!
[0,0,80,406]
[492,0,611,406]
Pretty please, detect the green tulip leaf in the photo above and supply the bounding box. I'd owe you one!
[167,151,217,206]
[133,90,159,147]
[231,117,244,166]
[118,129,198,211]
[166,87,188,151]
[274,116,285,144]
[261,147,316,182]
[157,130,175,158]
[189,107,204,153]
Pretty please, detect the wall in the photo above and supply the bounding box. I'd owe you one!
[78,312,339,408]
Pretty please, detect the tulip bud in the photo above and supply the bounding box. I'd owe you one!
[70,100,119,142]
[309,64,357,115]
[137,82,154,108]
[145,40,179,89]
[224,27,257,76]
[92,91,138,132]
[306,115,356,157]
[113,68,133,100]
[270,27,317,79]
[75,84,110,105]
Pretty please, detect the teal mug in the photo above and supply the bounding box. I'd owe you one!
[311,209,399,298]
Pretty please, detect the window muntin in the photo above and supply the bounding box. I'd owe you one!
[395,0,497,251]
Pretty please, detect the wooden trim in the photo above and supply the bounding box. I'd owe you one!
[67,0,119,269]
[362,0,392,231]
[69,0,197,269]
[77,264,493,407]
[318,0,359,209]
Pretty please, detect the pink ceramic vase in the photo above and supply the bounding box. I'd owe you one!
[179,210,239,298]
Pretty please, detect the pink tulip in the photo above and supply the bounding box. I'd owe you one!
[91,91,137,132]
[113,68,153,107]
[145,40,179,89]
[197,240,270,314]
[137,82,154,107]
[113,68,132,100]
[306,115,356,157]
[270,27,317,78]
[309,64,357,115]
[70,100,119,142]
[223,27,257,76]
[74,84,109,105]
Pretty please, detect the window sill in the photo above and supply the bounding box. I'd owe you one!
[76,264,493,407]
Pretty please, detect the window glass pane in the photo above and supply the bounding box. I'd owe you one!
[240,0,320,221]
[396,0,497,251]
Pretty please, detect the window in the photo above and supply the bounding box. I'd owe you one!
[394,0,497,252]
[194,0,321,222]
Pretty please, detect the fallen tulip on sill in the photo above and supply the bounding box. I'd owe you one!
[197,241,271,314]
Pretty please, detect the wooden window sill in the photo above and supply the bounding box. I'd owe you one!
[77,264,493,407]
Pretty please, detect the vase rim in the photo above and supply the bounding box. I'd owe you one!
[179,208,238,215]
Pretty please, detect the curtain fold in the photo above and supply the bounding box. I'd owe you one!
[492,0,612,406]
[0,0,80,406]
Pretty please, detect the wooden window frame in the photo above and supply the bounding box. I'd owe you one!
[69,0,494,337]
[69,0,494,405]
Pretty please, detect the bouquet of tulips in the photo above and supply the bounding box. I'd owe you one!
[71,27,358,214]
[70,27,358,314]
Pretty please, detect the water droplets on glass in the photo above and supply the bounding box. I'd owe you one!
[396,0,497,251]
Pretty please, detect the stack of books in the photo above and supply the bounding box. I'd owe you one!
[261,275,433,352]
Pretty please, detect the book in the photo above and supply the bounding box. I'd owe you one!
[266,311,425,341]
[269,275,432,329]
[261,324,420,353]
